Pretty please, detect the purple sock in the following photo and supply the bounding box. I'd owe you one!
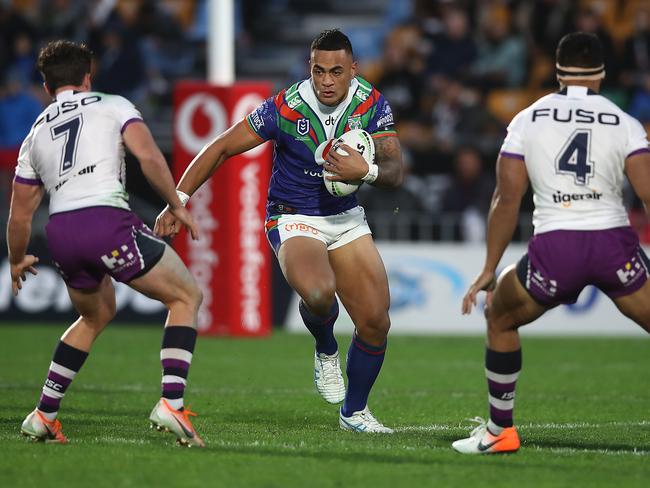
[341,333,386,417]
[485,348,521,429]
[38,341,88,420]
[299,300,338,355]
[160,326,197,410]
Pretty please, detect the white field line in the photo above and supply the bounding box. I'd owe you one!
[398,420,650,432]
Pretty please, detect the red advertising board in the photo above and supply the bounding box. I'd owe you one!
[173,82,272,336]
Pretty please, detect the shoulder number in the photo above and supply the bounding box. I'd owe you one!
[555,129,594,186]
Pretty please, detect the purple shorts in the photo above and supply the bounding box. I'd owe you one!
[516,226,650,306]
[45,206,166,289]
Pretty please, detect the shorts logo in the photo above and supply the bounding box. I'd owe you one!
[297,118,310,136]
[531,270,557,296]
[101,245,135,270]
[616,256,643,285]
[284,223,319,235]
[347,116,362,130]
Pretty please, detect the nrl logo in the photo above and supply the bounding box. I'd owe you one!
[297,118,310,136]
[347,116,362,130]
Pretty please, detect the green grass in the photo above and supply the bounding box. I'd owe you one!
[0,325,648,487]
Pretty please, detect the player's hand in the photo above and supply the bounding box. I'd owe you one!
[461,270,497,315]
[10,255,39,296]
[323,143,369,181]
[169,205,199,240]
[154,206,177,237]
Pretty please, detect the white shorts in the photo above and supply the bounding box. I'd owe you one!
[264,206,372,254]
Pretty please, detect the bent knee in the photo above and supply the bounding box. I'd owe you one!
[356,310,390,337]
[300,281,336,315]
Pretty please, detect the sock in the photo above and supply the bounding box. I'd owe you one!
[485,348,522,434]
[161,326,198,410]
[299,299,338,355]
[341,333,386,417]
[38,341,89,420]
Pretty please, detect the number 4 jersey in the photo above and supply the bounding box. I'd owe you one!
[500,85,649,234]
[14,90,142,214]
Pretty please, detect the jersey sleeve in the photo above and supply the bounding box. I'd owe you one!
[624,116,650,158]
[245,95,278,141]
[366,93,397,139]
[499,110,527,160]
[110,95,144,134]
[14,128,42,185]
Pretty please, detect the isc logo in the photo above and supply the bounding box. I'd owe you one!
[45,379,63,391]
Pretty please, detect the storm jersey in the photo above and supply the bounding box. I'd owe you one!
[501,85,649,234]
[246,77,396,216]
[15,90,143,214]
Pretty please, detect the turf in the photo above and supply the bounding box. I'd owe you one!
[0,325,648,488]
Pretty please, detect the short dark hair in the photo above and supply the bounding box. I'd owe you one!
[310,29,353,57]
[556,32,604,68]
[37,40,92,92]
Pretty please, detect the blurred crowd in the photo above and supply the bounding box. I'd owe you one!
[2,0,650,242]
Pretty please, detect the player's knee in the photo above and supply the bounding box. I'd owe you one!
[301,280,336,316]
[357,310,390,338]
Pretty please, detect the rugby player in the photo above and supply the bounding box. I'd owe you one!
[9,40,205,446]
[155,29,403,432]
[453,32,650,454]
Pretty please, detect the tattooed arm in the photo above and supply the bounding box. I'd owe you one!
[372,135,403,188]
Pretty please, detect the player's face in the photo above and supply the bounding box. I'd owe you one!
[310,49,357,106]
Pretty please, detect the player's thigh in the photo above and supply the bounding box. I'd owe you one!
[489,265,547,332]
[610,279,650,333]
[66,275,116,325]
[328,234,390,327]
[128,245,200,306]
[278,236,335,304]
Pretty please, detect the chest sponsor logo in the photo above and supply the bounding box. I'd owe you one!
[347,116,362,130]
[297,118,310,136]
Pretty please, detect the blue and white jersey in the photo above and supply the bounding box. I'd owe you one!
[501,85,649,234]
[15,90,142,214]
[246,76,396,216]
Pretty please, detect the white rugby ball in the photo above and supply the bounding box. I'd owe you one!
[322,129,375,197]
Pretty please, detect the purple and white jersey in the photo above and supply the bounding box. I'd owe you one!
[15,90,142,214]
[501,85,649,234]
[246,77,397,216]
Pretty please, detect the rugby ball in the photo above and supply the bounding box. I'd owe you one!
[322,129,375,197]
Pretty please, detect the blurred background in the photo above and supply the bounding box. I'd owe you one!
[2,0,650,332]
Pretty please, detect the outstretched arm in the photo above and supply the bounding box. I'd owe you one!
[462,155,529,314]
[7,180,44,295]
[154,119,264,237]
[176,120,265,196]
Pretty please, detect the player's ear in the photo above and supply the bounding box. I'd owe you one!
[350,60,357,78]
[82,73,91,90]
[42,82,53,98]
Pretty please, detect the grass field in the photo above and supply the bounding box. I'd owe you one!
[0,325,648,487]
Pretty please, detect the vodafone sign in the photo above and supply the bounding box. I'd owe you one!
[173,82,272,336]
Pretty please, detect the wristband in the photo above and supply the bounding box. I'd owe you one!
[176,190,190,206]
[361,163,379,184]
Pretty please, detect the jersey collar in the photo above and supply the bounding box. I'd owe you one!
[558,86,598,97]
[54,89,79,102]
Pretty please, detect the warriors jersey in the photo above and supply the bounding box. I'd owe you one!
[15,90,143,215]
[501,85,649,234]
[246,77,396,216]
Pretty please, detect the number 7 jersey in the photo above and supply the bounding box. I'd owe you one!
[500,85,649,234]
[14,90,142,215]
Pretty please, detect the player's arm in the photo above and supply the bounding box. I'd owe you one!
[625,151,650,218]
[462,155,529,314]
[122,121,199,239]
[372,134,403,188]
[176,119,264,196]
[7,180,44,295]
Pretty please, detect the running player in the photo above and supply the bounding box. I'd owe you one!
[155,29,403,432]
[10,40,205,447]
[453,32,650,454]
